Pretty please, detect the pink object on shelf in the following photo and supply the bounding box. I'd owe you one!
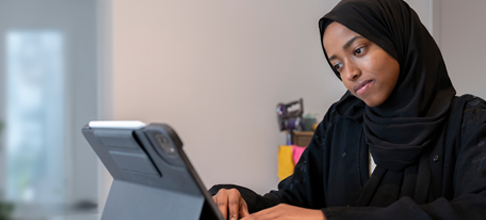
[292,145,306,165]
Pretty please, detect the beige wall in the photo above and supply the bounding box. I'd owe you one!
[438,0,486,98]
[405,0,433,33]
[112,0,345,195]
[401,0,486,101]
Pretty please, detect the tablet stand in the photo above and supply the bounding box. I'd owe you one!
[102,179,204,219]
[82,123,224,220]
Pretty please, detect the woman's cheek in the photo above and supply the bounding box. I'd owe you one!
[362,51,379,72]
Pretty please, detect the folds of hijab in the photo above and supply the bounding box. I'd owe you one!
[319,0,456,206]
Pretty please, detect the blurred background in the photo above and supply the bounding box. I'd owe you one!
[0,0,484,219]
[0,0,107,219]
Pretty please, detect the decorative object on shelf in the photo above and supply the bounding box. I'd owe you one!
[276,98,303,145]
[0,199,14,220]
[277,145,307,181]
[292,145,306,165]
[303,113,317,131]
[276,99,314,180]
[278,145,294,181]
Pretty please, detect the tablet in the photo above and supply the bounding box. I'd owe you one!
[82,121,224,220]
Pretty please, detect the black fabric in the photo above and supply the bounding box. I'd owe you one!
[210,95,486,219]
[317,0,456,207]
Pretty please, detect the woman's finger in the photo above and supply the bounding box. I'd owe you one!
[239,196,250,218]
[227,189,241,219]
[213,189,228,219]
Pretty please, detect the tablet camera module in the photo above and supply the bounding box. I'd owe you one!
[155,133,176,155]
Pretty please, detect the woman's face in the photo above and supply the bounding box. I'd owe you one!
[323,22,400,107]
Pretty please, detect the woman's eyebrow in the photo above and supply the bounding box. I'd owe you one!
[343,36,363,50]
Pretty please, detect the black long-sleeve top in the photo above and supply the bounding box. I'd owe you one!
[210,95,486,219]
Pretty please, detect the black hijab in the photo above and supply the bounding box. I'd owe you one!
[319,0,456,206]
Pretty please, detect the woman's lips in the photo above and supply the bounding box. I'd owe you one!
[354,80,374,95]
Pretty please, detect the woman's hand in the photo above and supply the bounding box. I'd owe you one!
[240,203,326,220]
[212,188,250,220]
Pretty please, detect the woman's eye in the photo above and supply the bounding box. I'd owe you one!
[354,47,364,55]
[334,63,343,71]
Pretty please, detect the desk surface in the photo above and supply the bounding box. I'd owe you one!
[48,214,100,220]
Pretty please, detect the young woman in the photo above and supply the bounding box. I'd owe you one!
[211,0,486,219]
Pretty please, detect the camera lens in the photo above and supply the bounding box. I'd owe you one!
[155,133,176,155]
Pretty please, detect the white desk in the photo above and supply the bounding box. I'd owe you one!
[48,214,101,220]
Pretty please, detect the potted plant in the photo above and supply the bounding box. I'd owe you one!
[0,121,15,220]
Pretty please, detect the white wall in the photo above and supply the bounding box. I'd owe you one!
[405,0,433,33]
[404,0,486,99]
[437,0,486,98]
[112,0,344,194]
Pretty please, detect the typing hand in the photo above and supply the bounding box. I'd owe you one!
[212,188,250,220]
[240,203,325,220]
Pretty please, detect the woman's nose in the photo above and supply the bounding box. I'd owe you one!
[343,62,361,81]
